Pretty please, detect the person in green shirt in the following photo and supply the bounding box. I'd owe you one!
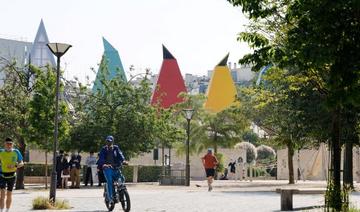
[0,138,24,212]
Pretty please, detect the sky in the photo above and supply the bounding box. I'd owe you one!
[1,0,250,83]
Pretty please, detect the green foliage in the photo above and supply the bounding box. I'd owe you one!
[256,145,276,161]
[235,142,257,164]
[27,66,70,151]
[247,166,267,177]
[214,153,224,173]
[242,130,260,146]
[138,166,162,182]
[121,166,134,182]
[32,196,70,210]
[24,163,53,176]
[229,0,360,208]
[68,65,162,157]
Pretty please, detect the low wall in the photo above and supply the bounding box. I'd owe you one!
[24,176,50,184]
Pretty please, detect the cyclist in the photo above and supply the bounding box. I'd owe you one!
[97,135,126,204]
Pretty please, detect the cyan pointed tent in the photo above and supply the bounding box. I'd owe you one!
[92,37,127,92]
[30,19,56,67]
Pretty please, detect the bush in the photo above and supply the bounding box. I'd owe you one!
[247,167,267,177]
[138,166,162,182]
[24,163,53,176]
[122,165,133,182]
[32,196,70,210]
[235,142,257,164]
[256,145,276,161]
[25,163,161,183]
[214,153,224,174]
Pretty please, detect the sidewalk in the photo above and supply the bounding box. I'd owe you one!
[10,180,359,212]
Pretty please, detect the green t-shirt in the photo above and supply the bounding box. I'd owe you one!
[0,148,23,174]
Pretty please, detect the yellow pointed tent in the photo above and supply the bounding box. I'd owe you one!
[204,53,237,113]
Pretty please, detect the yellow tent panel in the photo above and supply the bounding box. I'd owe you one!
[204,54,237,113]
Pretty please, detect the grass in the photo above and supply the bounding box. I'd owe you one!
[32,196,71,210]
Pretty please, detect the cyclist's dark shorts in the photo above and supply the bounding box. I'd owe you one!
[205,168,215,177]
[0,173,16,191]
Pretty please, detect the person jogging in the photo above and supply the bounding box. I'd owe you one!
[0,138,24,212]
[201,148,218,192]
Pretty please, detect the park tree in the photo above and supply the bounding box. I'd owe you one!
[27,66,70,188]
[68,65,164,158]
[0,58,34,189]
[173,94,248,156]
[228,0,360,209]
[238,68,329,184]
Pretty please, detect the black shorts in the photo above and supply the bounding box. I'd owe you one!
[0,175,16,191]
[205,168,215,177]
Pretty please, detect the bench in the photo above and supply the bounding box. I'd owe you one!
[276,188,325,211]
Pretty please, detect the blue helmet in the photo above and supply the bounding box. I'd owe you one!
[105,135,114,143]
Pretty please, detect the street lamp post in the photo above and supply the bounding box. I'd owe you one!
[183,108,194,186]
[47,43,72,202]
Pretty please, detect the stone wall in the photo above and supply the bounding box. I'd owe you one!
[277,144,360,182]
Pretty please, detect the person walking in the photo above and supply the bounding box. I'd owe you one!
[69,152,81,188]
[201,148,218,192]
[228,159,236,180]
[0,138,24,212]
[84,151,97,186]
[55,150,64,188]
[61,154,70,189]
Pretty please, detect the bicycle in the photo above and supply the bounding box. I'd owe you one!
[103,166,131,212]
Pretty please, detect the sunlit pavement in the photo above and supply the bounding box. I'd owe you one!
[11,180,360,212]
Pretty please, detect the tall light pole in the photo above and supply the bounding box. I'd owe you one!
[183,108,194,186]
[47,43,72,202]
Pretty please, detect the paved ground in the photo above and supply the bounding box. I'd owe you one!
[9,180,360,212]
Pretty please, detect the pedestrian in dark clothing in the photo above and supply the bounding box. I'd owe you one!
[228,159,236,180]
[69,152,81,188]
[61,154,70,188]
[96,153,105,186]
[56,150,64,188]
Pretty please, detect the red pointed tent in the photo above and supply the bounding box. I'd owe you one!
[151,45,187,108]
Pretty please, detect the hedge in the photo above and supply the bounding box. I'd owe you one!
[138,166,162,182]
[24,164,161,182]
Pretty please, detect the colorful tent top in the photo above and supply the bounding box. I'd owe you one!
[151,45,187,108]
[92,37,127,92]
[30,19,56,67]
[204,53,237,113]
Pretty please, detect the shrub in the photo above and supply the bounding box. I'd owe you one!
[214,153,224,173]
[256,145,276,161]
[122,165,133,182]
[235,142,257,164]
[32,196,70,210]
[138,166,162,182]
[24,164,53,176]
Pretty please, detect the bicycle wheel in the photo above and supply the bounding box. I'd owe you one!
[104,183,115,211]
[119,189,131,212]
[105,199,115,211]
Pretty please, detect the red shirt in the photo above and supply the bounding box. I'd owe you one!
[202,153,218,169]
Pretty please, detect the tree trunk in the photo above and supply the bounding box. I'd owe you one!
[45,151,48,189]
[329,108,342,211]
[15,137,26,190]
[343,141,353,188]
[161,144,165,176]
[287,142,295,184]
[214,138,218,180]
